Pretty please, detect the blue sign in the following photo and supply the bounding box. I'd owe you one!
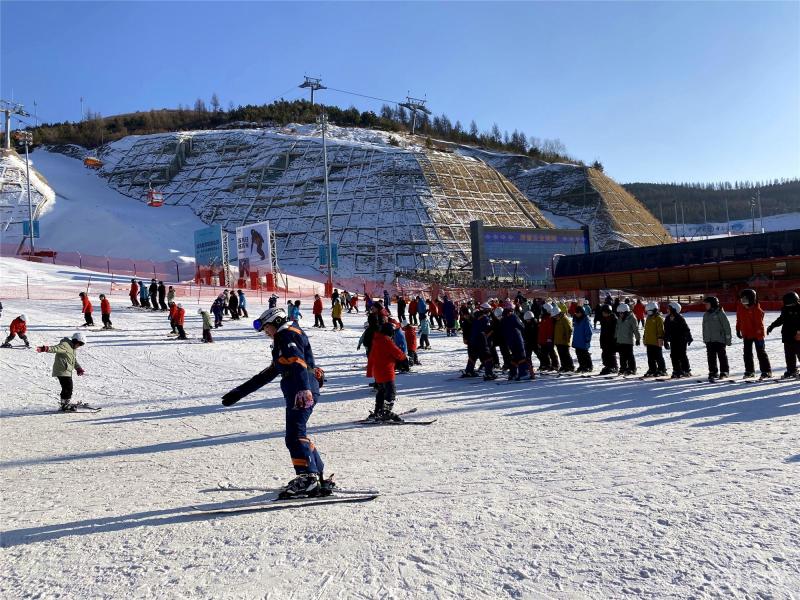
[194,225,223,267]
[319,243,339,268]
[22,220,40,238]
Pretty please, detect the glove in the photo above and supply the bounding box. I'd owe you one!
[294,389,314,409]
[635,340,641,346]
[221,390,244,406]
[76,367,85,376]
[36,345,49,353]
[736,330,743,339]
[767,326,773,334]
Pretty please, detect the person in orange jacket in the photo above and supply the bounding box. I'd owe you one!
[2,314,29,348]
[366,323,407,421]
[633,299,647,328]
[78,292,94,327]
[173,303,187,340]
[402,320,420,365]
[129,279,140,307]
[312,294,325,328]
[168,301,179,334]
[736,288,772,379]
[99,294,113,330]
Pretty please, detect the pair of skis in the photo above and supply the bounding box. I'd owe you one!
[354,407,437,426]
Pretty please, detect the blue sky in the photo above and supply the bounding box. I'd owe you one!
[1,1,798,183]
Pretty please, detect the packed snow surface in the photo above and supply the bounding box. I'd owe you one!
[666,212,800,239]
[1,259,798,599]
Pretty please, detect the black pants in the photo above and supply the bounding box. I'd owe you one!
[408,349,420,365]
[670,341,690,375]
[556,344,574,371]
[575,348,593,371]
[743,338,771,375]
[410,313,418,325]
[601,344,618,370]
[4,333,29,346]
[202,328,213,342]
[332,317,343,329]
[419,334,430,348]
[646,345,666,373]
[706,342,729,376]
[58,376,73,401]
[170,319,177,333]
[398,309,406,321]
[130,296,139,307]
[176,324,187,340]
[618,344,636,373]
[84,312,94,326]
[314,314,325,328]
[784,340,800,373]
[159,296,167,311]
[239,307,249,318]
[539,342,559,370]
[101,313,112,328]
[374,381,396,413]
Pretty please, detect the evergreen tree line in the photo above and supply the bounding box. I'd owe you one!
[26,95,575,164]
[624,180,800,223]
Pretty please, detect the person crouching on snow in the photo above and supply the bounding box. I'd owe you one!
[2,314,30,348]
[37,332,87,412]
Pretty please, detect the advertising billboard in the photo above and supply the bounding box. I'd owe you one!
[236,221,273,279]
[470,221,589,285]
[194,225,223,267]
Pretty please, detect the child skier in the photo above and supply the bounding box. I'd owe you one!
[702,296,732,381]
[129,279,139,307]
[537,303,559,372]
[168,301,179,334]
[571,305,593,373]
[2,314,29,348]
[767,291,800,379]
[418,316,431,349]
[664,302,692,378]
[139,280,150,309]
[633,299,646,328]
[331,298,344,330]
[222,307,330,498]
[501,307,529,380]
[312,294,325,328]
[289,300,302,323]
[174,304,187,340]
[99,294,113,330]
[198,308,214,343]
[366,322,407,421]
[552,305,574,373]
[598,305,619,375]
[237,289,248,318]
[211,296,225,328]
[78,292,94,326]
[642,302,667,377]
[402,320,420,365]
[736,289,772,379]
[615,303,641,375]
[36,332,87,412]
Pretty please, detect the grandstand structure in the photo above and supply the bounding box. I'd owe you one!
[0,149,54,246]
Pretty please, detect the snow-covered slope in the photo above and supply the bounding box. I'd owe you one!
[665,212,800,239]
[1,259,798,599]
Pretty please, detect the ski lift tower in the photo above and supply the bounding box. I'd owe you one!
[1,99,30,150]
[299,76,326,105]
[399,96,431,135]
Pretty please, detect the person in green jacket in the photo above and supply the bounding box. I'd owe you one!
[198,309,214,343]
[702,295,732,381]
[36,332,87,412]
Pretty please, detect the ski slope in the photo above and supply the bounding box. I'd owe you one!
[1,259,798,599]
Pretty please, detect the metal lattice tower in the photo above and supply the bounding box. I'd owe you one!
[1,100,30,150]
[399,96,431,135]
[298,76,326,105]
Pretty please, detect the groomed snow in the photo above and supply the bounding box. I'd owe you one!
[1,260,798,598]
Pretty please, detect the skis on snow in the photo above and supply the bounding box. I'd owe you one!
[354,407,437,426]
[192,493,378,515]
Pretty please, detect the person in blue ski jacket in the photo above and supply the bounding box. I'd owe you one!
[465,305,495,380]
[288,300,302,322]
[237,289,248,318]
[392,320,410,372]
[571,306,594,372]
[211,296,225,328]
[442,296,457,336]
[501,307,529,380]
[222,307,330,499]
[139,280,149,308]
[416,296,428,320]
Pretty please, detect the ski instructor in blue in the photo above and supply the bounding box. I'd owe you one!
[221,307,331,499]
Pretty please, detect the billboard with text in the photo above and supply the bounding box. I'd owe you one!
[236,221,273,279]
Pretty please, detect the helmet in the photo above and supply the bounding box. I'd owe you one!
[541,303,553,315]
[523,311,534,321]
[71,332,86,345]
[783,291,799,306]
[19,314,27,322]
[739,289,757,306]
[668,302,682,314]
[646,302,658,312]
[617,303,630,314]
[493,307,503,319]
[704,296,719,309]
[253,307,287,331]
[549,304,562,315]
[177,304,182,309]
[78,292,85,297]
[601,304,612,313]
[99,293,105,299]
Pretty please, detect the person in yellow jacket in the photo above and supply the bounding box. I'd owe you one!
[642,302,667,377]
[331,298,344,331]
[552,305,575,373]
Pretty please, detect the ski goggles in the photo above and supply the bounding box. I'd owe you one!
[253,319,267,332]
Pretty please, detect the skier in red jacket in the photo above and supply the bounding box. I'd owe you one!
[99,294,113,330]
[366,323,407,421]
[129,279,140,307]
[736,288,771,379]
[402,320,420,366]
[79,292,94,327]
[2,314,29,348]
[173,304,187,340]
[312,294,325,328]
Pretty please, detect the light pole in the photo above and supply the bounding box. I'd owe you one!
[14,130,35,254]
[319,111,333,297]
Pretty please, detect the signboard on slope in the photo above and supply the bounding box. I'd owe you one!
[194,225,223,267]
[22,220,40,238]
[319,243,339,269]
[236,221,273,279]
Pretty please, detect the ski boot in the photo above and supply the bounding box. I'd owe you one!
[641,370,655,378]
[759,372,772,380]
[780,370,798,380]
[1,342,11,348]
[670,371,681,379]
[718,372,729,380]
[460,370,478,378]
[742,372,756,380]
[59,401,77,412]
[379,406,403,422]
[483,372,497,381]
[278,473,321,499]
[656,370,667,377]
[319,473,336,497]
[707,373,718,383]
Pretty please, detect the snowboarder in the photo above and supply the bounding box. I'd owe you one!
[597,305,619,375]
[642,302,667,377]
[767,291,800,379]
[36,332,87,412]
[664,302,692,378]
[222,307,330,498]
[2,314,29,348]
[129,279,140,307]
[615,303,640,375]
[736,289,772,379]
[198,308,213,343]
[702,296,732,381]
[553,305,574,372]
[367,322,407,421]
[99,294,113,329]
[312,294,325,328]
[78,292,94,327]
[571,305,593,373]
[331,298,344,331]
[237,289,248,318]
